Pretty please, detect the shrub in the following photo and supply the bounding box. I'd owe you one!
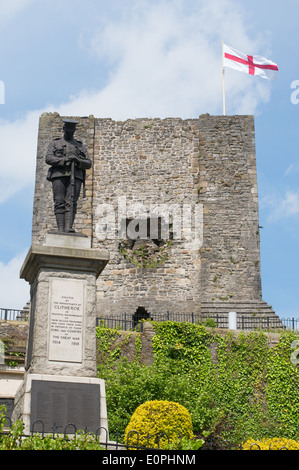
[0,420,105,450]
[242,437,299,450]
[124,400,193,449]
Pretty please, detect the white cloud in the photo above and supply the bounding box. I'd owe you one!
[285,162,299,176]
[262,189,299,222]
[58,0,272,119]
[0,0,35,28]
[0,252,29,309]
[0,110,40,204]
[279,191,299,218]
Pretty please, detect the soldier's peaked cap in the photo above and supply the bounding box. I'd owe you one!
[62,118,79,127]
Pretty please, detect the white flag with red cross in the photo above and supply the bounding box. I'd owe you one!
[223,43,278,80]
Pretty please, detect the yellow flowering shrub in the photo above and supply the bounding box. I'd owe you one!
[243,438,299,450]
[124,400,193,449]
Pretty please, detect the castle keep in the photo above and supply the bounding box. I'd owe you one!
[32,113,277,324]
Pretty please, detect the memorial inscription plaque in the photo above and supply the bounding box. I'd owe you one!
[30,380,101,433]
[48,278,85,363]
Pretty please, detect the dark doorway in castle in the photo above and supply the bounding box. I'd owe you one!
[132,306,150,328]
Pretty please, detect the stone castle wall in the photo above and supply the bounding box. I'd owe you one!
[32,112,269,320]
[197,114,262,302]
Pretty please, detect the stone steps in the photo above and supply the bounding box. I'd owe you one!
[201,300,275,317]
[200,299,285,328]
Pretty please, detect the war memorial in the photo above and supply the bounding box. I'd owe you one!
[11,112,281,433]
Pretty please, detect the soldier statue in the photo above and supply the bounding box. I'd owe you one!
[46,119,92,234]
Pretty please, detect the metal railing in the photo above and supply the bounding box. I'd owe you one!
[0,308,26,321]
[202,314,299,331]
[1,416,296,450]
[1,307,298,331]
[96,312,299,331]
[96,311,200,332]
[0,416,204,451]
[96,314,144,332]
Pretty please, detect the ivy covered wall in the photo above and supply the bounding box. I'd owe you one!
[96,321,299,443]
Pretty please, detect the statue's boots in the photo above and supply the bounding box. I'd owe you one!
[55,213,65,232]
[65,211,76,233]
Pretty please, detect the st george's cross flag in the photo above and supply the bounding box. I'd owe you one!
[223,44,278,80]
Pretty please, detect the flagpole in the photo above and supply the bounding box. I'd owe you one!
[222,40,226,116]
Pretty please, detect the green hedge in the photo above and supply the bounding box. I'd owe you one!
[0,418,104,450]
[96,322,299,444]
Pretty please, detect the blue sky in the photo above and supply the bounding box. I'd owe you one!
[0,0,298,319]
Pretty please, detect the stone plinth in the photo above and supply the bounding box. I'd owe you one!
[12,235,110,435]
[20,237,109,376]
[14,373,108,437]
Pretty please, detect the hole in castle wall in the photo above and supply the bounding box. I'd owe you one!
[132,306,151,328]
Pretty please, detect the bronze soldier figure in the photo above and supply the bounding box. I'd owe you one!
[46,119,92,233]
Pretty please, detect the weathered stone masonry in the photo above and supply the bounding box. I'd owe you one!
[32,112,277,321]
